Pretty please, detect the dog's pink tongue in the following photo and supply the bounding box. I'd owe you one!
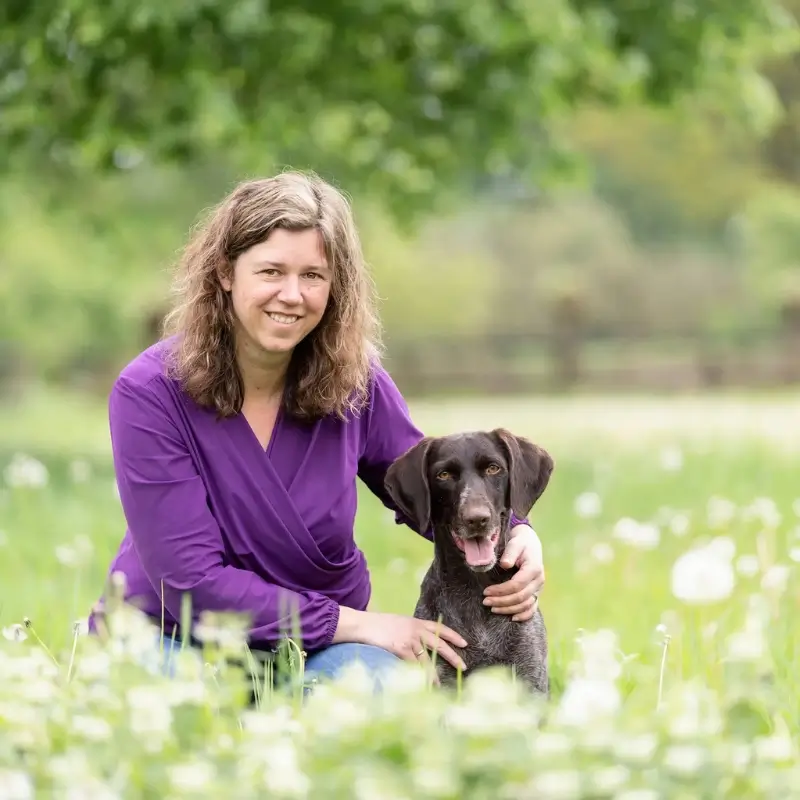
[463,536,494,566]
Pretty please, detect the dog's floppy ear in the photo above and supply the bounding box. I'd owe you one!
[384,437,434,533]
[490,428,554,517]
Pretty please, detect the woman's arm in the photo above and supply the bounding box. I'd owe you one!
[110,375,340,652]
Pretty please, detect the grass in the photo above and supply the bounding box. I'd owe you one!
[0,390,799,796]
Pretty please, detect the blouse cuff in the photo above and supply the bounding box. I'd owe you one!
[509,511,530,529]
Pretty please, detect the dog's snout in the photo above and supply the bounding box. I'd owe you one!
[462,505,492,533]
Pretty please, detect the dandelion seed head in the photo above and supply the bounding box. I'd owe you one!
[612,518,660,550]
[663,743,706,775]
[2,624,27,643]
[574,491,602,519]
[659,444,684,472]
[3,453,48,489]
[735,554,760,577]
[671,544,735,605]
[590,541,615,564]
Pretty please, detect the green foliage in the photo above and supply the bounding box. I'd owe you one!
[738,182,800,307]
[2,0,798,218]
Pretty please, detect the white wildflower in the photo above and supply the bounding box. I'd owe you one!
[743,497,781,529]
[3,454,48,489]
[612,518,660,550]
[761,564,790,593]
[530,769,582,799]
[665,683,723,739]
[754,732,794,762]
[590,542,615,564]
[387,557,408,575]
[591,765,630,794]
[61,778,122,800]
[2,624,27,642]
[55,534,94,568]
[532,732,574,758]
[659,444,684,472]
[242,704,303,739]
[193,610,249,653]
[735,554,760,577]
[557,678,621,727]
[575,629,623,682]
[708,535,736,561]
[306,693,370,738]
[262,739,310,797]
[69,459,92,483]
[169,760,216,793]
[726,628,766,662]
[76,650,111,681]
[613,733,659,763]
[575,491,602,519]
[70,715,113,742]
[614,791,660,800]
[728,743,751,773]
[671,544,735,605]
[707,496,736,528]
[464,669,524,706]
[380,661,429,695]
[669,513,690,537]
[412,746,458,798]
[663,744,706,775]
[126,686,173,748]
[18,679,57,704]
[0,769,33,799]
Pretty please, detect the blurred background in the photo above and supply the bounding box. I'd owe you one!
[1,1,800,653]
[2,1,800,416]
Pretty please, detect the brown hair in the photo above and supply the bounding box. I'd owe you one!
[162,171,382,420]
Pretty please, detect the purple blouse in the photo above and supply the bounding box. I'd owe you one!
[92,341,525,652]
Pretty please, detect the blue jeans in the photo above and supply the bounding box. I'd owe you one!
[156,636,402,694]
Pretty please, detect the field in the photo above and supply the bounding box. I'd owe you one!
[1,389,799,797]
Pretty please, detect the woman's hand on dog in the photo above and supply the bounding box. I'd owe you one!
[334,607,468,675]
[483,523,545,621]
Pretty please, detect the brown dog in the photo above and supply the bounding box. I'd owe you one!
[384,428,554,695]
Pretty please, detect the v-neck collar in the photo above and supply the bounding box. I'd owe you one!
[235,396,286,458]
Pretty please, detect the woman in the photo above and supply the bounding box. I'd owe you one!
[91,171,546,687]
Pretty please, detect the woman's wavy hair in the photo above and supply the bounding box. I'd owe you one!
[162,171,382,421]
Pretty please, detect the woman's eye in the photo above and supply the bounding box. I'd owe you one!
[485,464,501,475]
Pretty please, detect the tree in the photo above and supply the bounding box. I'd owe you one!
[1,0,798,219]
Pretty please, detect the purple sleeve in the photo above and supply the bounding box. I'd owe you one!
[356,366,432,539]
[357,365,530,534]
[109,376,340,651]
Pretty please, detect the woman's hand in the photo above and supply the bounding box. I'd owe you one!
[335,607,468,673]
[483,523,545,622]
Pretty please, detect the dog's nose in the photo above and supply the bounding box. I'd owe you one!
[463,507,492,533]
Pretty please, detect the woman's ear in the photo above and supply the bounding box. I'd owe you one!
[218,265,233,292]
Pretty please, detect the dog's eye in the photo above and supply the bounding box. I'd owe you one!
[485,463,502,475]
[436,470,452,481]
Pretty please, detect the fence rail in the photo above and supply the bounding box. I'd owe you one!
[384,327,800,397]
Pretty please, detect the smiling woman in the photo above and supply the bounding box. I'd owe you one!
[89,170,548,692]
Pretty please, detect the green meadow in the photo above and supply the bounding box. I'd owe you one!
[0,390,798,797]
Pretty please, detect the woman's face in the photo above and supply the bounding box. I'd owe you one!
[221,227,332,362]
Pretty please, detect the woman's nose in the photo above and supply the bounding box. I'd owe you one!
[276,275,302,304]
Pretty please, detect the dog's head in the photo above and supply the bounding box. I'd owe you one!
[385,429,554,573]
